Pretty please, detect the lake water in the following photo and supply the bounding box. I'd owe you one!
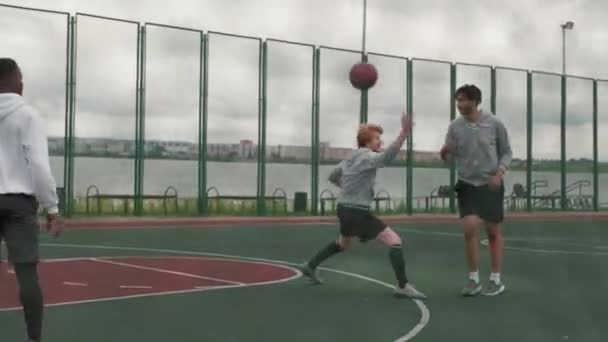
[50,157,605,204]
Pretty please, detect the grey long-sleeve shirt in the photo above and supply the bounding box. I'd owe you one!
[328,138,402,208]
[445,110,512,186]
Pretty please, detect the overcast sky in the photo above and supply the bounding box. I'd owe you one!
[1,0,607,161]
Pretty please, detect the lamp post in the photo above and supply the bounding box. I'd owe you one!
[561,21,574,75]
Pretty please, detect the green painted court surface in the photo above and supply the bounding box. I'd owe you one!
[1,220,607,341]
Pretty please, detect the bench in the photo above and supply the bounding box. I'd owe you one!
[85,185,178,215]
[206,187,288,214]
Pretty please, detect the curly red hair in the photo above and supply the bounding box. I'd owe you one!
[357,123,383,148]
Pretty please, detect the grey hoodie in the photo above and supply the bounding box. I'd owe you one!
[0,93,58,213]
[328,139,402,209]
[445,110,512,186]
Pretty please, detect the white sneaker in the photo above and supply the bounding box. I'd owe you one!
[395,283,427,299]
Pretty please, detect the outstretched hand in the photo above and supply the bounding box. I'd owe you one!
[401,113,413,135]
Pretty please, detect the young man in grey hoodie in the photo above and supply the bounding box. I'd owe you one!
[440,84,512,297]
[299,113,426,299]
[0,58,62,342]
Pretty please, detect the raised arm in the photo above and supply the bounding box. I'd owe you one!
[362,113,412,169]
[328,162,343,187]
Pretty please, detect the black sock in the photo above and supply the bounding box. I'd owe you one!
[389,245,409,288]
[308,241,343,269]
[14,263,43,341]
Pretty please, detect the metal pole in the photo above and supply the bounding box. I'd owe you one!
[562,27,566,75]
[63,14,71,217]
[134,26,142,216]
[67,16,78,217]
[560,75,567,210]
[312,48,321,215]
[406,59,413,215]
[593,80,599,211]
[449,63,457,213]
[259,40,268,215]
[526,72,533,212]
[201,33,210,215]
[490,67,497,114]
[359,0,369,124]
[362,0,367,54]
[198,33,207,215]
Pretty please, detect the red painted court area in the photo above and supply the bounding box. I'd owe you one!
[0,257,298,311]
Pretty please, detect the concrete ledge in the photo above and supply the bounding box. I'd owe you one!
[58,212,608,230]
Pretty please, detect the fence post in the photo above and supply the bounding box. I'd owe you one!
[66,15,78,217]
[198,32,209,215]
[63,14,72,217]
[593,80,599,211]
[134,25,146,216]
[311,48,321,215]
[560,75,567,210]
[256,40,268,216]
[490,67,497,114]
[449,63,457,213]
[406,59,413,215]
[359,53,368,124]
[526,71,533,212]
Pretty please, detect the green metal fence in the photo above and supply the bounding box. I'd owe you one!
[2,3,607,217]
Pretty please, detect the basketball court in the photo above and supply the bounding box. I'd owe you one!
[1,215,606,341]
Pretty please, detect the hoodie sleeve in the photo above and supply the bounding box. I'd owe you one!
[328,162,343,187]
[495,119,512,172]
[22,108,59,214]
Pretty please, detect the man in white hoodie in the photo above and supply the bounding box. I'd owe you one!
[0,58,61,342]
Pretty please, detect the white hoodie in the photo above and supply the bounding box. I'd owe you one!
[0,93,58,213]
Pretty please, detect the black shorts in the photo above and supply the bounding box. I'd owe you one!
[455,181,504,223]
[337,204,387,242]
[0,195,39,263]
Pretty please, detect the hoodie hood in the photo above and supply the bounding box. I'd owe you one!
[0,93,25,121]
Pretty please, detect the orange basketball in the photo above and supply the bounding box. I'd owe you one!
[349,63,378,90]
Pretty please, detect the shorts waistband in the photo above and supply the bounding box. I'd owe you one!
[338,203,371,211]
[0,193,35,199]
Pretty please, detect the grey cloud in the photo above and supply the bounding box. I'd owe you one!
[1,0,607,159]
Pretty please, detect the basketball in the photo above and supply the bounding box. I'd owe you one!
[349,63,378,90]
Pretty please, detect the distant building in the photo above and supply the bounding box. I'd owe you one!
[239,140,256,159]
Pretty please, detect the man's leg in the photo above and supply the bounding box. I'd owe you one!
[300,235,352,284]
[482,222,505,296]
[2,195,43,341]
[14,262,43,342]
[377,227,426,299]
[462,215,482,296]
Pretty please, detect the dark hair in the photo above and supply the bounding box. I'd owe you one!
[0,58,19,78]
[455,84,482,104]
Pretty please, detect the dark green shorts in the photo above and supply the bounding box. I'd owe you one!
[0,195,39,263]
[337,204,387,242]
[455,181,504,223]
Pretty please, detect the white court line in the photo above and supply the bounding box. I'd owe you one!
[90,258,245,286]
[480,239,608,256]
[63,282,88,287]
[35,242,429,342]
[0,255,298,312]
[120,285,153,289]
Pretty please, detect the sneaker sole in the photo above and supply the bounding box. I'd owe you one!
[462,285,482,297]
[394,292,427,300]
[482,285,506,296]
[298,267,323,285]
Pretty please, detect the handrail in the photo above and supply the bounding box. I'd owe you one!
[163,186,178,215]
[271,187,288,213]
[85,185,100,214]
